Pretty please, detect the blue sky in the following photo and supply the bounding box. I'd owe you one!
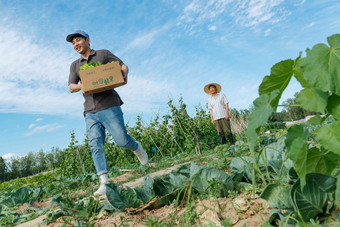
[1,0,339,159]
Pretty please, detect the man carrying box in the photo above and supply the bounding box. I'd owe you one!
[67,30,148,196]
[204,83,235,145]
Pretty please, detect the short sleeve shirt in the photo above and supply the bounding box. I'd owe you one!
[69,49,124,116]
[208,93,229,120]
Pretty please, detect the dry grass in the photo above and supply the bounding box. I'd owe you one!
[230,111,248,137]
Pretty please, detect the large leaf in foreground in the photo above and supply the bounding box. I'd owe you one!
[291,173,336,222]
[300,34,340,96]
[315,121,340,156]
[258,59,294,108]
[260,183,293,209]
[296,88,328,113]
[327,94,340,120]
[246,90,280,146]
[306,147,340,176]
[336,174,340,208]
[285,125,308,182]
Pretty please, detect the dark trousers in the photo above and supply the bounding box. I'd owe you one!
[215,118,234,145]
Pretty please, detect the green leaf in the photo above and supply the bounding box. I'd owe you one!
[260,183,293,209]
[327,94,340,120]
[307,115,325,125]
[315,121,340,156]
[230,157,255,182]
[189,162,207,179]
[106,183,140,211]
[134,176,156,204]
[285,125,308,182]
[13,187,30,205]
[296,88,328,113]
[147,188,182,209]
[191,167,233,195]
[153,176,176,197]
[293,57,310,88]
[258,138,294,180]
[259,59,295,107]
[169,173,188,189]
[306,147,340,176]
[32,187,42,201]
[336,174,340,207]
[300,34,340,96]
[291,173,336,222]
[246,90,280,146]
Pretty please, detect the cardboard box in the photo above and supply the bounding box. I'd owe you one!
[79,61,125,94]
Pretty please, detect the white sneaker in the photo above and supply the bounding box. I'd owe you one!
[94,184,107,196]
[133,141,148,165]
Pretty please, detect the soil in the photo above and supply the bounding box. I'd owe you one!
[92,195,270,227]
[16,163,271,227]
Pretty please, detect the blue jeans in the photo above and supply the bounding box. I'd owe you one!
[85,106,138,175]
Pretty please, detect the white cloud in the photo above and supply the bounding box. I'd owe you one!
[293,0,306,7]
[208,25,217,31]
[0,24,174,116]
[36,118,43,122]
[0,28,72,87]
[181,0,229,22]
[178,0,230,31]
[264,28,271,36]
[230,0,287,27]
[179,0,292,32]
[25,123,63,136]
[307,22,315,28]
[119,25,169,55]
[2,153,16,160]
[117,75,175,113]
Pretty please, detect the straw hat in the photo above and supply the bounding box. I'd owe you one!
[204,83,221,95]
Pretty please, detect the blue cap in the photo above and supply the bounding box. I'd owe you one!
[66,30,89,42]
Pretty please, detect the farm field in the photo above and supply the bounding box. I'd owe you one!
[13,155,272,226]
[0,143,279,226]
[1,130,339,226]
[1,34,340,226]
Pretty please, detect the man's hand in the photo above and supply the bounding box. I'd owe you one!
[212,119,215,125]
[69,82,89,94]
[225,114,229,120]
[122,72,127,85]
[121,64,129,85]
[69,83,81,93]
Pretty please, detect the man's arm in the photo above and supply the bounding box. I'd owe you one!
[121,64,129,85]
[225,103,230,120]
[209,109,215,125]
[69,83,82,93]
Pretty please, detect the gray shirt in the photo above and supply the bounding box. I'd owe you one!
[69,49,124,116]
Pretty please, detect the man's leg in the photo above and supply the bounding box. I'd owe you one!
[220,135,227,144]
[85,113,108,176]
[221,118,234,145]
[215,119,226,145]
[99,106,148,164]
[85,113,109,196]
